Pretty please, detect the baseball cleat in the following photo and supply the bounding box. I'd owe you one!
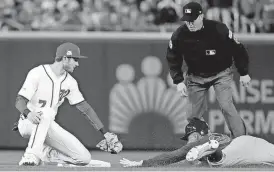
[19,153,40,166]
[186,140,219,162]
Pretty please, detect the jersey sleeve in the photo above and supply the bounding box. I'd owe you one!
[66,79,85,105]
[18,68,39,100]
[166,28,184,84]
[216,23,249,76]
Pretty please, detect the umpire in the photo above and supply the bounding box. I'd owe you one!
[166,2,251,138]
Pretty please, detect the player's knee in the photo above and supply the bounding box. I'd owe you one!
[18,119,34,138]
[77,149,91,165]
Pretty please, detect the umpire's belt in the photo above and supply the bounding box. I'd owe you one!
[190,71,219,78]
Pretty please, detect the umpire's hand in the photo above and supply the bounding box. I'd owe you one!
[27,111,43,124]
[177,82,188,97]
[240,75,251,87]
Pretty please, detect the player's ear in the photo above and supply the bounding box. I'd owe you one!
[55,56,63,62]
[200,14,204,20]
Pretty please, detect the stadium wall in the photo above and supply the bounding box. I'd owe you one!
[0,32,273,150]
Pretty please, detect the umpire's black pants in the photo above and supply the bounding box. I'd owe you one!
[185,67,246,138]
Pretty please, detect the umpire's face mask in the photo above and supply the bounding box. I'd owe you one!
[185,14,204,32]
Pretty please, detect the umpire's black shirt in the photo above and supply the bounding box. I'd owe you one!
[166,19,249,84]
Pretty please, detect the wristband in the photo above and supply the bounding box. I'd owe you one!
[99,127,107,135]
[23,109,31,118]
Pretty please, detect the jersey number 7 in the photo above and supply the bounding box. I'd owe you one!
[39,99,47,108]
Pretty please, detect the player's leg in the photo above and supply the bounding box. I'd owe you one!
[17,108,55,166]
[44,121,110,167]
[18,109,110,167]
[213,69,246,138]
[208,135,257,167]
[43,121,90,165]
[185,74,209,121]
[18,116,39,165]
[41,144,80,164]
[186,140,219,162]
[251,137,274,166]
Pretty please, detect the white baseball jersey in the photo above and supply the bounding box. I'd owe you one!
[209,135,274,167]
[18,64,84,118]
[18,64,92,164]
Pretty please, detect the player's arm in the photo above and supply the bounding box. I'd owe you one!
[69,79,123,153]
[74,100,106,134]
[15,95,31,118]
[166,29,184,84]
[75,100,123,153]
[141,136,211,167]
[67,80,107,134]
[142,133,232,167]
[217,23,250,76]
[16,67,39,117]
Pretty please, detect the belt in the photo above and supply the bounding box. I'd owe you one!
[189,71,219,78]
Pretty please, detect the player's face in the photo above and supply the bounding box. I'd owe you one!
[63,57,79,73]
[185,14,203,32]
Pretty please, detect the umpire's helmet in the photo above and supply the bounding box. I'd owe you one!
[181,118,209,140]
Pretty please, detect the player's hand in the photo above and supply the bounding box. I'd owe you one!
[96,132,123,154]
[104,132,119,143]
[27,111,43,124]
[240,75,251,87]
[177,82,188,97]
[120,158,143,167]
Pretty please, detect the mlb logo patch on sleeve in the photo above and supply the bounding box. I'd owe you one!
[206,50,216,55]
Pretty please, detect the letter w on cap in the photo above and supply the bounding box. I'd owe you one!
[185,9,191,13]
[66,50,72,56]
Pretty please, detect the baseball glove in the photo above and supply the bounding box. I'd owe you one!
[96,132,123,154]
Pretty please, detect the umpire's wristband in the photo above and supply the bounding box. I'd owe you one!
[23,109,31,118]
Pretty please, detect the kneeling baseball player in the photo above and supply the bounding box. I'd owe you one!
[13,42,123,167]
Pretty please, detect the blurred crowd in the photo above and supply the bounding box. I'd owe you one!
[0,0,274,33]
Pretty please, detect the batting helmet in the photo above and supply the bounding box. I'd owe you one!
[181,118,209,140]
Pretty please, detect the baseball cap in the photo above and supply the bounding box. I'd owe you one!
[181,2,203,22]
[56,42,87,59]
[181,118,209,140]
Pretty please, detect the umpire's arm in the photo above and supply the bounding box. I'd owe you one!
[166,31,184,84]
[219,24,249,76]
